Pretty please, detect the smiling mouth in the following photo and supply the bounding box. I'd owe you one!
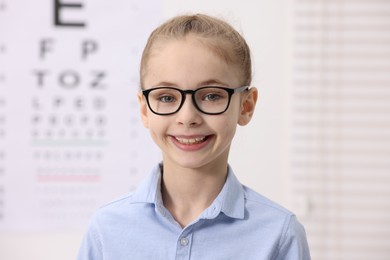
[174,136,208,145]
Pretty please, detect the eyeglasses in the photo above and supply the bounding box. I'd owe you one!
[142,85,248,115]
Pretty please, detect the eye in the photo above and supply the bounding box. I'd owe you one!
[159,95,176,103]
[198,88,227,102]
[204,93,222,101]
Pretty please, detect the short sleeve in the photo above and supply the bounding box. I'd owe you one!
[274,215,311,260]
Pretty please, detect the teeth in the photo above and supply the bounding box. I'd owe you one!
[175,136,206,145]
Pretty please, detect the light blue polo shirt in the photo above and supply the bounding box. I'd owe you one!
[78,164,310,259]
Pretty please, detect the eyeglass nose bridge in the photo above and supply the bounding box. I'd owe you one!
[177,89,202,112]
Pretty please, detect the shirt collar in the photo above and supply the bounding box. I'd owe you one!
[130,163,162,204]
[218,165,245,219]
[130,163,245,220]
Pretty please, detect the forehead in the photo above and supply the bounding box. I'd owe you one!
[144,36,241,88]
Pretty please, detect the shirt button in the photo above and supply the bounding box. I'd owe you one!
[180,237,189,246]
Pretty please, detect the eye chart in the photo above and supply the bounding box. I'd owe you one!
[0,0,161,230]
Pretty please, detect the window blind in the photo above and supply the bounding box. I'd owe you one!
[291,0,390,259]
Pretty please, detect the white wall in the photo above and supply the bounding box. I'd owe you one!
[0,1,292,259]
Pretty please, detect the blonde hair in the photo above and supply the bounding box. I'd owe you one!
[140,13,252,87]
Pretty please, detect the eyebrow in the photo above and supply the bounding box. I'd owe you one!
[154,79,230,88]
[154,81,177,87]
[199,79,230,87]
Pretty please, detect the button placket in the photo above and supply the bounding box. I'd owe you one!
[178,228,192,247]
[175,228,194,259]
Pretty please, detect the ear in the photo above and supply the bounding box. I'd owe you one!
[137,91,150,128]
[238,87,258,126]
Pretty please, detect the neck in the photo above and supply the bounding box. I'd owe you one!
[161,161,228,228]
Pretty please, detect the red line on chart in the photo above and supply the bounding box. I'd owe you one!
[36,175,101,183]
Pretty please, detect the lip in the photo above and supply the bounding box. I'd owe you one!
[169,135,213,151]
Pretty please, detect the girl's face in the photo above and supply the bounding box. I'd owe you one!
[138,35,256,171]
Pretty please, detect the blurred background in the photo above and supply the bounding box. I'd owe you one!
[0,0,389,259]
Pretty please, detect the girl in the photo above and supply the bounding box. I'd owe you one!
[78,13,310,259]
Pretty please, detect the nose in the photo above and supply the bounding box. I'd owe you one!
[175,94,203,127]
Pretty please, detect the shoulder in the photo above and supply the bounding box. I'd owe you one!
[242,185,293,217]
[90,192,149,226]
[78,192,157,259]
[241,185,300,241]
[242,186,310,259]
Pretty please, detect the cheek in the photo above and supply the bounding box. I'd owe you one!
[147,116,169,140]
[139,96,150,128]
[147,123,164,149]
[213,116,238,139]
[217,105,241,138]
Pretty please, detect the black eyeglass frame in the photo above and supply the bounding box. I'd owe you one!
[142,85,249,116]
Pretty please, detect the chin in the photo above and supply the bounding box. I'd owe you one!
[165,154,212,170]
[176,159,209,170]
